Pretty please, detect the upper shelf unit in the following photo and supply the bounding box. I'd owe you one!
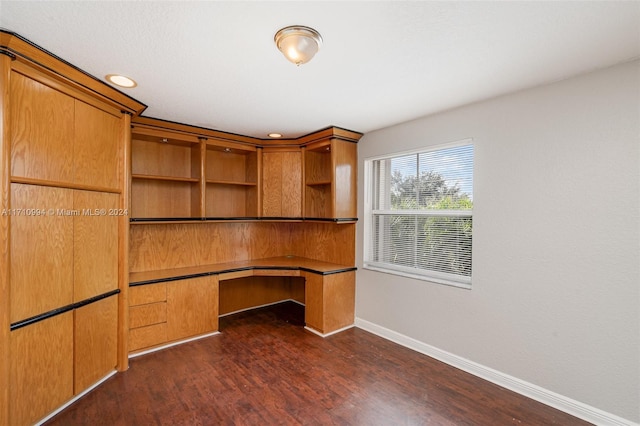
[129,117,361,223]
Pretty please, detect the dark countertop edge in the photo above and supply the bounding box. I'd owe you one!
[10,289,120,331]
[130,266,357,286]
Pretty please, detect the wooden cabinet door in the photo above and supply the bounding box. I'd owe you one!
[262,149,302,217]
[10,313,74,426]
[74,100,122,190]
[74,295,118,392]
[10,72,74,183]
[73,190,119,301]
[10,184,74,323]
[166,276,218,341]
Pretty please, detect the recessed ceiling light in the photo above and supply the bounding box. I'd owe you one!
[268,133,283,138]
[105,74,137,88]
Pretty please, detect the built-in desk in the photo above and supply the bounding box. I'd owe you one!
[128,256,356,354]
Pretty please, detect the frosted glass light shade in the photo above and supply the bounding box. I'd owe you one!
[274,26,323,66]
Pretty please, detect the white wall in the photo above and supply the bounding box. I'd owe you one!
[356,60,639,423]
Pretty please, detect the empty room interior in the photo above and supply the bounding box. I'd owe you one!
[0,1,638,425]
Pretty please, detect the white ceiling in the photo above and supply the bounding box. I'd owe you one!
[1,1,638,139]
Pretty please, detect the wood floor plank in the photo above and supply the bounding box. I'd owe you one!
[44,302,590,425]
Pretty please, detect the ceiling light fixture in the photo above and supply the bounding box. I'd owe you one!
[268,133,283,138]
[105,74,137,88]
[274,25,322,66]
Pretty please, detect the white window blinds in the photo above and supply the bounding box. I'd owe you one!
[364,141,474,288]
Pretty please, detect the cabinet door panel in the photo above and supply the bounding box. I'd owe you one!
[262,150,301,217]
[10,72,74,182]
[73,190,119,301]
[262,151,283,216]
[10,313,74,426]
[167,276,218,341]
[281,151,302,217]
[74,296,118,392]
[74,100,121,189]
[10,184,73,322]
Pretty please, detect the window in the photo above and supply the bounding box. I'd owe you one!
[364,140,474,288]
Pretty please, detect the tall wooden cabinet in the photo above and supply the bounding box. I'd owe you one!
[0,31,145,426]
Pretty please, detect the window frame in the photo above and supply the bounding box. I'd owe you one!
[363,139,474,289]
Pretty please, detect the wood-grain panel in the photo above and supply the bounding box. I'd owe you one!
[129,223,251,272]
[129,283,167,306]
[166,276,218,341]
[262,150,302,217]
[206,148,252,183]
[0,53,12,426]
[249,222,298,259]
[205,184,249,217]
[303,271,355,334]
[303,273,324,333]
[9,313,74,426]
[130,302,167,329]
[131,179,197,218]
[73,100,121,189]
[333,139,357,218]
[10,183,73,322]
[261,151,282,216]
[131,139,198,178]
[10,72,74,183]
[129,322,167,352]
[74,296,118,392]
[303,222,356,266]
[73,190,119,301]
[322,271,356,332]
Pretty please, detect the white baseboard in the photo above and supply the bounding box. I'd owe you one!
[129,331,221,359]
[35,370,117,426]
[355,317,638,426]
[305,323,355,338]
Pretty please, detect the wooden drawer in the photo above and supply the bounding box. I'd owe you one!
[129,283,167,306]
[130,302,167,329]
[129,323,167,352]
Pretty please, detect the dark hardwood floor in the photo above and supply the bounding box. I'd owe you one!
[45,302,591,425]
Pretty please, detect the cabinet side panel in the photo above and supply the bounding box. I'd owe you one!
[0,53,11,426]
[9,313,74,426]
[10,184,74,322]
[323,271,356,332]
[73,191,119,301]
[74,296,118,392]
[10,72,74,183]
[333,140,357,218]
[303,272,324,333]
